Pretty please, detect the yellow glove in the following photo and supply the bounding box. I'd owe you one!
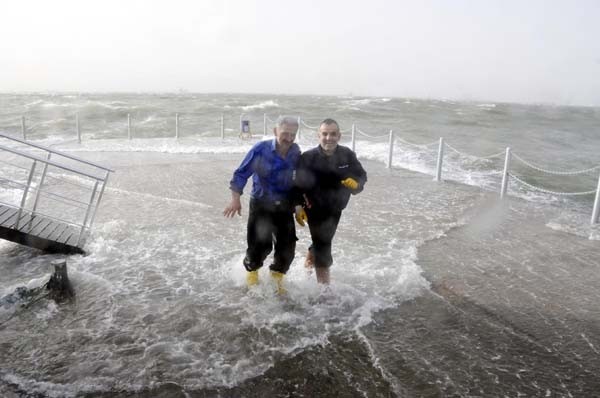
[341,177,359,190]
[295,206,307,227]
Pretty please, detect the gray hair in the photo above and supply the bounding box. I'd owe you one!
[276,115,299,129]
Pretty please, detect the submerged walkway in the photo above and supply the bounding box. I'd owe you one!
[378,199,600,397]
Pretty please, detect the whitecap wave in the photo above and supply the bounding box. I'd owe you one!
[241,100,279,111]
[343,98,392,107]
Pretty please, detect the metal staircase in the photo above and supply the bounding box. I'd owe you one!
[0,133,113,253]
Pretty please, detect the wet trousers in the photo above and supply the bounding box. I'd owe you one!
[243,199,297,274]
[306,207,342,268]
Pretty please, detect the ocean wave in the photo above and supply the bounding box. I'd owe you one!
[49,137,258,155]
[241,100,279,111]
[28,136,576,211]
[24,100,45,107]
[137,115,162,125]
[90,101,129,110]
[41,102,72,108]
[547,218,599,241]
[343,98,392,107]
[5,129,595,226]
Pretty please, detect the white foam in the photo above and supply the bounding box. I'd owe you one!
[24,99,44,107]
[241,100,279,111]
[0,188,22,206]
[1,124,594,394]
[138,115,158,125]
[547,214,600,240]
[41,102,71,108]
[3,134,587,228]
[35,300,59,320]
[343,98,392,107]
[106,187,213,209]
[53,137,257,155]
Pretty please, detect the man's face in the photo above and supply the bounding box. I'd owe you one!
[274,123,298,151]
[318,123,340,154]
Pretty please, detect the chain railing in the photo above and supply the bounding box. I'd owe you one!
[511,153,600,176]
[8,112,600,225]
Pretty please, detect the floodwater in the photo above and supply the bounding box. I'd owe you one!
[0,93,599,397]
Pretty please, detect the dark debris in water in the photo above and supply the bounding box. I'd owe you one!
[0,287,32,308]
[0,261,75,330]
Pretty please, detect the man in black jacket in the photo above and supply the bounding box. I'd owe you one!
[294,118,367,284]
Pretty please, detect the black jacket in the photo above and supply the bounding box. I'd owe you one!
[294,145,367,211]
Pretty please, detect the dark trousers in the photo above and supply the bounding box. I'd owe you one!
[244,199,297,274]
[306,207,342,268]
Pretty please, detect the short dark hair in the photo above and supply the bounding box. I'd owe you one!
[319,118,339,131]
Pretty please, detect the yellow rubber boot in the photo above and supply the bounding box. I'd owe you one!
[246,270,259,287]
[270,271,286,295]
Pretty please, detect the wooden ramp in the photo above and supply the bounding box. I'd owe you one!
[0,204,86,254]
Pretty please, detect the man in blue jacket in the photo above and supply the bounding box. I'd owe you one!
[223,116,300,293]
[294,118,367,285]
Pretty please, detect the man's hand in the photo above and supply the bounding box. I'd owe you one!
[295,205,307,227]
[223,192,242,217]
[341,177,359,190]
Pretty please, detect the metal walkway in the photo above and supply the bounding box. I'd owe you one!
[0,133,113,254]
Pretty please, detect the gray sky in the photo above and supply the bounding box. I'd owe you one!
[2,0,600,105]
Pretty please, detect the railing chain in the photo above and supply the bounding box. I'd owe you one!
[511,153,600,175]
[355,128,389,139]
[509,173,597,196]
[397,137,438,149]
[445,142,505,159]
[300,120,318,129]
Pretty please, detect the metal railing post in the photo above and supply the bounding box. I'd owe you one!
[85,171,110,238]
[32,153,51,214]
[21,116,26,140]
[76,113,81,143]
[127,113,132,140]
[591,173,600,225]
[77,180,99,246]
[15,160,37,229]
[297,116,301,140]
[351,124,356,152]
[263,113,267,136]
[220,114,224,139]
[435,137,444,182]
[500,147,511,199]
[387,129,394,169]
[175,113,179,139]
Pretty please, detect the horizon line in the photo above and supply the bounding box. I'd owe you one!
[0,90,598,109]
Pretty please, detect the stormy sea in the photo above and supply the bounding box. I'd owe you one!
[0,93,599,397]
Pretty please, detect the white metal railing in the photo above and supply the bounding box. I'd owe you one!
[9,113,600,225]
[0,133,114,246]
[436,142,600,225]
